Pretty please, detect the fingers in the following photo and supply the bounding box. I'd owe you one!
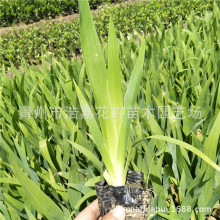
[75,199,100,220]
[74,200,126,220]
[102,206,126,220]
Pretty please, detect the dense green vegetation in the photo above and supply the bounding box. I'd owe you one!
[0,0,219,69]
[0,2,220,219]
[0,0,126,27]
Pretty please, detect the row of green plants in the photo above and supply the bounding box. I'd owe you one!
[0,0,219,69]
[0,2,220,219]
[0,0,126,27]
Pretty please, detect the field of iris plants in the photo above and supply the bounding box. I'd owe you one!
[0,0,220,219]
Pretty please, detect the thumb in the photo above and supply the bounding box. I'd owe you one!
[102,206,126,220]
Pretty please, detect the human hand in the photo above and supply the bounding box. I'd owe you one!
[75,199,126,220]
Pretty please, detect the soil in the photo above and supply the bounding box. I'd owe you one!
[95,171,153,220]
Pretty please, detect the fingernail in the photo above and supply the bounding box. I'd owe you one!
[110,206,125,219]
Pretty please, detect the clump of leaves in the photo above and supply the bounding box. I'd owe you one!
[74,0,146,186]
